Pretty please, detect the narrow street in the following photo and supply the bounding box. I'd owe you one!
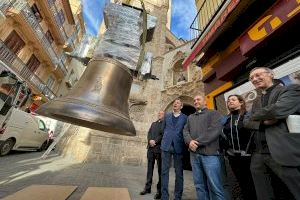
[0,151,197,200]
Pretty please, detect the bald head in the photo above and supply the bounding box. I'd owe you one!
[158,111,164,120]
[194,95,206,110]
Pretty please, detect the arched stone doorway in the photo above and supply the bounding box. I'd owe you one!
[181,104,195,171]
[181,104,196,116]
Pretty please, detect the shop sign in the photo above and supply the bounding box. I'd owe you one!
[240,0,300,55]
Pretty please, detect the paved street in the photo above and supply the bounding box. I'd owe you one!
[0,151,197,200]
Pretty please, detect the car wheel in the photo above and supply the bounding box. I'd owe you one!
[0,138,15,156]
[38,141,48,152]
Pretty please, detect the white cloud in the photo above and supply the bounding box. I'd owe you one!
[82,0,109,35]
[171,0,197,40]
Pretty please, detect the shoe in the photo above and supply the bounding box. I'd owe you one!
[154,193,161,199]
[140,189,151,195]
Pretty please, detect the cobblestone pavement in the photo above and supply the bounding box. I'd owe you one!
[0,151,197,200]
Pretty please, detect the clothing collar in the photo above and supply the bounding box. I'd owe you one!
[195,108,207,115]
[230,110,240,115]
[173,111,181,117]
[262,83,277,94]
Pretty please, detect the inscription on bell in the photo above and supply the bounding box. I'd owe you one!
[93,77,102,92]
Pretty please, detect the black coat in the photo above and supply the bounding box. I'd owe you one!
[245,84,300,167]
[147,120,163,153]
[221,111,253,154]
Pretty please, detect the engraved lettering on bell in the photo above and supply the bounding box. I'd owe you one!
[93,77,102,92]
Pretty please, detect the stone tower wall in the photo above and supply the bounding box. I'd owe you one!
[58,2,171,166]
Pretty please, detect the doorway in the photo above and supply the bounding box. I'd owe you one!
[181,104,196,171]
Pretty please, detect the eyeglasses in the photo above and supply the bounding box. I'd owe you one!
[249,71,270,81]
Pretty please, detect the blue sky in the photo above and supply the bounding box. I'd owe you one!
[82,0,196,40]
[82,0,109,36]
[171,0,197,40]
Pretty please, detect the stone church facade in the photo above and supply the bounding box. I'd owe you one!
[57,0,204,166]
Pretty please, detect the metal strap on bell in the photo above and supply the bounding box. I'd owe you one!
[36,57,136,136]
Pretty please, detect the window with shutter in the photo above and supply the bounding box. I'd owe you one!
[21,55,40,79]
[45,30,54,44]
[58,9,65,25]
[4,30,25,55]
[31,4,43,22]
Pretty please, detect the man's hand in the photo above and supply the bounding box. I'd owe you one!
[189,140,199,152]
[263,119,278,125]
[149,140,156,147]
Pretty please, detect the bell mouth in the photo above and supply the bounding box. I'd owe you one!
[36,98,136,136]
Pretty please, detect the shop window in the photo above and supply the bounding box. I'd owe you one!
[45,30,54,44]
[31,4,43,22]
[58,9,65,25]
[4,30,25,55]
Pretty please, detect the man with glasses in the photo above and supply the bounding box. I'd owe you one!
[245,67,300,200]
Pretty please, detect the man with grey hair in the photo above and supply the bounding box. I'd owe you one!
[245,67,300,200]
[161,98,187,200]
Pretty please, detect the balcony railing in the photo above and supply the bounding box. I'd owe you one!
[190,0,227,40]
[19,3,68,75]
[67,24,80,46]
[47,0,74,48]
[0,0,14,14]
[0,40,56,100]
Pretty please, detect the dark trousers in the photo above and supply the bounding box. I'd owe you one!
[145,150,162,193]
[250,153,300,200]
[161,150,183,200]
[228,155,256,200]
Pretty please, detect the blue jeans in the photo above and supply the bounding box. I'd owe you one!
[190,153,226,200]
[161,151,183,200]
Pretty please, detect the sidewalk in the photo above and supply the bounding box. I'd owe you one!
[0,152,197,200]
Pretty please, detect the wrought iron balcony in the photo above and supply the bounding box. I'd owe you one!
[47,0,74,48]
[18,3,68,75]
[190,0,227,40]
[0,0,14,14]
[0,40,56,100]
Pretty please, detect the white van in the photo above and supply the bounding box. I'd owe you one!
[0,108,49,156]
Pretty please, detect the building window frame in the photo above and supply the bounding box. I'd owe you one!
[21,54,40,79]
[4,30,25,55]
[58,9,65,25]
[45,30,54,44]
[31,3,43,22]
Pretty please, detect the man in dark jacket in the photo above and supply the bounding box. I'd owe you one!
[161,99,187,200]
[245,67,300,200]
[140,111,164,199]
[183,95,225,200]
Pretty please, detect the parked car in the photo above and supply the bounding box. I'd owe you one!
[0,108,49,156]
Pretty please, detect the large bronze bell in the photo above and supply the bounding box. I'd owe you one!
[36,57,136,136]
